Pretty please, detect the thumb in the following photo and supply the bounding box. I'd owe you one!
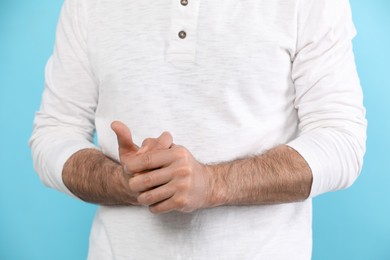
[111,121,139,157]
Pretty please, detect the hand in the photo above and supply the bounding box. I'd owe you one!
[126,145,215,214]
[111,121,173,200]
[111,120,173,168]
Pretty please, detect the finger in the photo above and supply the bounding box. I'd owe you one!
[137,131,173,155]
[125,149,176,173]
[157,131,173,149]
[137,184,175,206]
[111,121,139,156]
[148,195,188,214]
[129,167,173,192]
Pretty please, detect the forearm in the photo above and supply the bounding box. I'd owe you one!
[63,148,137,206]
[209,145,313,206]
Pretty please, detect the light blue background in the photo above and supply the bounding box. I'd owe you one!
[0,0,389,259]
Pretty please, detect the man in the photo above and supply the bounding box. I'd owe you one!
[30,0,367,259]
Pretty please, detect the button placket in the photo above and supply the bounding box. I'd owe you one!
[178,0,188,39]
[166,0,200,64]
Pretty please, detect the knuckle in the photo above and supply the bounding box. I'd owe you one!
[177,181,190,192]
[174,146,188,159]
[174,197,189,208]
[175,166,191,178]
[142,175,154,188]
[141,153,152,167]
[145,193,154,204]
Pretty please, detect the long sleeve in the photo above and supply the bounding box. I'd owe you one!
[287,0,367,197]
[29,0,98,197]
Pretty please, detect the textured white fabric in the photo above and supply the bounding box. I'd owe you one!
[30,0,366,259]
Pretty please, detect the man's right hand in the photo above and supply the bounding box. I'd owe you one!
[111,120,173,189]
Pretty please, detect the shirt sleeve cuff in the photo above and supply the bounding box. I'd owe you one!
[286,131,325,198]
[45,139,99,199]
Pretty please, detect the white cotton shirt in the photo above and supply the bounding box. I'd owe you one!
[30,0,367,259]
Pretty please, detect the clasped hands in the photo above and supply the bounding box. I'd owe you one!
[111,121,217,214]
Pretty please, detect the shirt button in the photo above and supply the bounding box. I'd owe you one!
[181,0,188,6]
[178,31,187,39]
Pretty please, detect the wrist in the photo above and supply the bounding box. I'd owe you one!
[205,164,228,208]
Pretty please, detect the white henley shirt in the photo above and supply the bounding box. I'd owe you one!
[30,0,367,259]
